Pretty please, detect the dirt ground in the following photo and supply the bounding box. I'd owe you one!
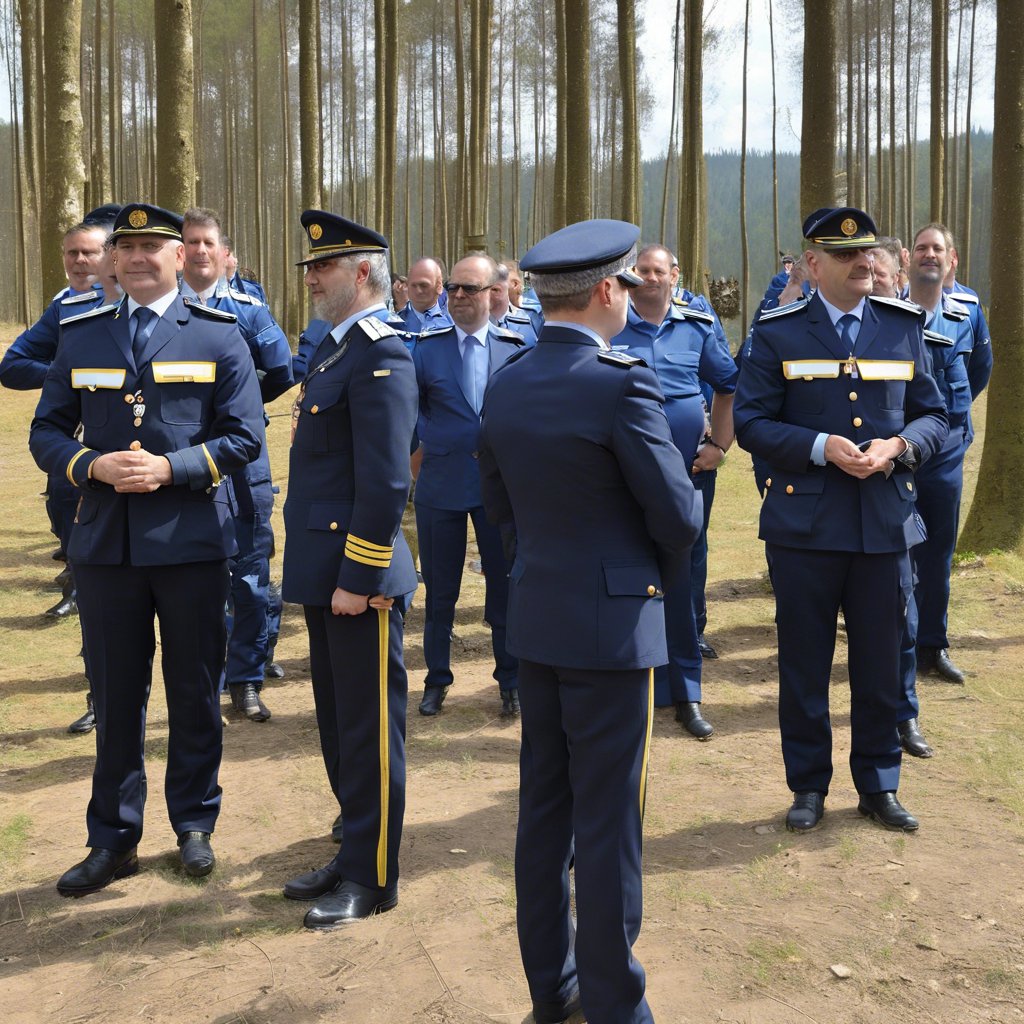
[1,325,1023,1024]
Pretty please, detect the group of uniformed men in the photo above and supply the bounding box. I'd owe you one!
[4,191,990,1023]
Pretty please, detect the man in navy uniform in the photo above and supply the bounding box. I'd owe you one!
[413,253,526,717]
[30,203,265,894]
[479,220,701,1024]
[180,207,294,722]
[612,242,738,739]
[280,210,419,927]
[734,207,948,834]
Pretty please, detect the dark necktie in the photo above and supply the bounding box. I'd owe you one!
[132,306,158,363]
[837,313,858,352]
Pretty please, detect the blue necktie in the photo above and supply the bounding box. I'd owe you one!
[132,306,158,363]
[463,335,487,414]
[837,313,859,352]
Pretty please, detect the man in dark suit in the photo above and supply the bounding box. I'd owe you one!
[30,203,265,895]
[479,220,702,1024]
[734,207,949,835]
[280,211,419,928]
[413,253,526,717]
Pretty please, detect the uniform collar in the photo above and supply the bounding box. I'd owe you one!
[817,292,866,328]
[329,302,388,345]
[127,288,179,320]
[543,321,609,349]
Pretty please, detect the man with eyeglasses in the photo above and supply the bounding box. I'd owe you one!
[735,207,948,834]
[412,253,526,717]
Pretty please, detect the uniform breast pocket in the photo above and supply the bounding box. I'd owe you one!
[78,392,110,427]
[299,383,347,452]
[657,348,701,395]
[160,383,210,425]
[783,378,826,416]
[877,380,907,412]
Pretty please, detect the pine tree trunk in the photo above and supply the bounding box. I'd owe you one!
[800,0,838,217]
[739,0,750,330]
[154,0,195,211]
[679,0,706,290]
[617,0,639,225]
[929,0,946,220]
[299,0,322,211]
[562,0,591,226]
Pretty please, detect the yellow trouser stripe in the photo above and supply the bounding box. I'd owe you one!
[348,533,393,554]
[66,447,91,486]
[639,669,654,816]
[346,547,392,568]
[201,443,221,485]
[376,607,390,887]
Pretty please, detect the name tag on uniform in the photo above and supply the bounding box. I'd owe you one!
[855,360,915,381]
[782,360,841,380]
[71,368,126,390]
[373,369,391,377]
[151,361,217,383]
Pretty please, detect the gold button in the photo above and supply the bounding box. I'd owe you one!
[329,522,338,531]
[853,416,863,427]
[134,417,142,427]
[129,440,141,451]
[124,393,134,404]
[647,585,656,596]
[765,477,772,488]
[311,404,319,414]
[849,391,858,401]
[786,485,794,494]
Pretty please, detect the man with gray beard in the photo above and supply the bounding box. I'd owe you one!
[280,210,419,928]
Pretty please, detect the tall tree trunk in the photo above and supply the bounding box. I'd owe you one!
[454,0,467,251]
[949,0,964,236]
[278,0,294,334]
[888,0,896,232]
[739,0,750,329]
[768,0,779,258]
[251,0,264,280]
[298,0,322,211]
[958,0,1024,553]
[552,0,568,229]
[660,0,682,242]
[563,0,591,225]
[382,0,398,243]
[616,0,640,225]
[679,0,706,290]
[42,0,86,301]
[154,0,195,211]
[91,0,107,204]
[800,0,838,217]
[904,0,914,240]
[15,0,41,317]
[961,0,978,281]
[929,0,947,220]
[107,0,119,198]
[465,0,493,248]
[845,0,854,205]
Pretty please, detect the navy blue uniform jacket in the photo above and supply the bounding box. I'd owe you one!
[282,315,419,605]
[734,293,948,554]
[29,296,265,566]
[478,325,703,671]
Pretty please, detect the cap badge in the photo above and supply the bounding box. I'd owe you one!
[309,223,323,240]
[841,217,858,237]
[129,209,148,228]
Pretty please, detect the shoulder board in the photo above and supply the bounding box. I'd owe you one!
[597,350,647,369]
[183,298,238,322]
[358,316,398,341]
[757,297,809,321]
[673,305,715,324]
[947,290,978,305]
[418,325,454,339]
[61,290,101,306]
[60,302,119,326]
[504,311,532,324]
[940,302,969,322]
[227,287,260,305]
[493,325,525,342]
[868,294,924,316]
[923,329,955,347]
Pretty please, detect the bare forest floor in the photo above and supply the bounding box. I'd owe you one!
[1,323,1023,1024]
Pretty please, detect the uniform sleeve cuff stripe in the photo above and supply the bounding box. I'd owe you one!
[346,533,394,554]
[66,447,92,486]
[201,443,222,485]
[345,549,392,568]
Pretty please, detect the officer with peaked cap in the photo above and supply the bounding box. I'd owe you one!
[280,210,419,928]
[30,202,265,895]
[479,219,702,1024]
[734,207,948,835]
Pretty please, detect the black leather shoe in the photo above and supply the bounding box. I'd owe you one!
[284,862,343,900]
[43,593,78,619]
[178,831,216,876]
[857,791,919,831]
[786,791,825,832]
[303,880,398,928]
[532,989,582,1024]
[67,692,96,734]
[418,685,449,716]
[331,812,344,843]
[500,688,521,718]
[264,660,285,680]
[676,701,714,739]
[697,633,718,659]
[229,682,271,721]
[898,717,934,758]
[57,847,138,897]
[54,565,73,590]
[918,645,966,684]
[51,547,66,561]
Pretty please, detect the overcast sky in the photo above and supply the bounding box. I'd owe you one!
[637,0,997,156]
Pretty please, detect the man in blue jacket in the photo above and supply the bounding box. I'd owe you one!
[480,220,701,1024]
[735,207,948,835]
[30,203,265,895]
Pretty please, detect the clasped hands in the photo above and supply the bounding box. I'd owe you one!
[824,434,906,479]
[90,449,173,492]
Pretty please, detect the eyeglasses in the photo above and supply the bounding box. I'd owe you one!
[824,249,874,264]
[445,281,489,296]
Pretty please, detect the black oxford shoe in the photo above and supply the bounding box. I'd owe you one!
[57,847,138,897]
[532,989,582,1024]
[785,791,825,832]
[857,791,919,831]
[500,688,521,718]
[676,701,714,739]
[918,645,966,684]
[230,682,271,721]
[264,660,285,680]
[697,633,719,659]
[43,593,78,619]
[303,880,398,929]
[178,831,216,877]
[283,862,342,901]
[418,685,449,716]
[331,812,344,843]
[898,717,934,758]
[67,692,96,734]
